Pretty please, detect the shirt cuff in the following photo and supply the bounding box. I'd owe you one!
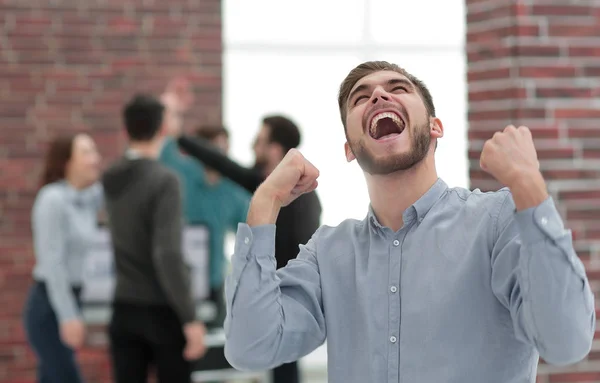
[234,223,276,261]
[514,197,567,246]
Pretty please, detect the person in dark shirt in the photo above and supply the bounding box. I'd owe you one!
[178,115,322,383]
[102,94,206,383]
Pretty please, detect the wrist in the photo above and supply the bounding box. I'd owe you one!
[507,169,548,211]
[247,186,282,227]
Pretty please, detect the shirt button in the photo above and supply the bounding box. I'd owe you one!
[540,217,548,226]
[390,286,397,293]
[390,336,397,343]
[244,237,250,244]
[393,240,400,247]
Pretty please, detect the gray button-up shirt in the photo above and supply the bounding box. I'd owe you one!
[224,179,595,383]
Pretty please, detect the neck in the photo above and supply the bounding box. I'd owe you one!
[366,156,438,232]
[128,138,163,159]
[65,177,89,190]
[206,169,221,185]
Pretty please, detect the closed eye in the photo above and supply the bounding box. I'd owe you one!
[354,95,369,105]
[391,86,408,93]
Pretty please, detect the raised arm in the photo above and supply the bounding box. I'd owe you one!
[177,135,263,193]
[491,192,594,365]
[481,125,594,365]
[224,149,325,370]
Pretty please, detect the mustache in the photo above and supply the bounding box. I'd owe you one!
[362,102,408,131]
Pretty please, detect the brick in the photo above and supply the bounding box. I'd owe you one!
[543,169,600,181]
[516,44,561,58]
[467,4,513,24]
[535,86,592,99]
[518,65,577,78]
[583,149,600,159]
[548,372,600,382]
[468,67,511,82]
[467,24,539,44]
[531,5,592,17]
[548,23,600,37]
[555,109,600,119]
[567,207,600,221]
[569,46,600,58]
[469,126,560,141]
[560,190,600,201]
[469,87,527,102]
[568,127,600,139]
[583,66,600,77]
[468,108,547,121]
[467,44,512,62]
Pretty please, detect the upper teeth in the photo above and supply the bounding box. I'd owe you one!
[370,112,404,136]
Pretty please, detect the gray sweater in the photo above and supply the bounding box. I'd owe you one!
[102,155,196,324]
[31,181,103,322]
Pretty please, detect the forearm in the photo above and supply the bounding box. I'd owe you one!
[225,224,325,370]
[44,265,80,323]
[513,198,594,364]
[508,170,549,211]
[178,136,262,192]
[247,188,281,227]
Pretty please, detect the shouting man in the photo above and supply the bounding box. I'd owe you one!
[223,61,595,383]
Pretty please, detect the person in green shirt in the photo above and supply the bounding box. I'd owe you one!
[160,125,250,328]
[159,80,250,328]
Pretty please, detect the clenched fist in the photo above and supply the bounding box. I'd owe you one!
[248,149,319,226]
[260,149,320,206]
[480,125,541,187]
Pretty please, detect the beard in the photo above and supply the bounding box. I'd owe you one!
[347,121,431,175]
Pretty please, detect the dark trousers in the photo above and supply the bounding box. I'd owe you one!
[109,302,191,383]
[273,361,299,383]
[206,285,226,330]
[23,282,84,383]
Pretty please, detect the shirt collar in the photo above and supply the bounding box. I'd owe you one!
[368,178,448,230]
[61,180,96,207]
[125,148,143,159]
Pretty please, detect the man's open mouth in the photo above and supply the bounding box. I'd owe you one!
[369,112,405,140]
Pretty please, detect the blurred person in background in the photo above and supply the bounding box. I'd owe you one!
[178,115,322,383]
[159,79,250,330]
[102,94,206,383]
[23,133,104,383]
[160,124,250,329]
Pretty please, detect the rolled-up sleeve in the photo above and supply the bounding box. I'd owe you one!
[491,194,595,366]
[224,223,326,371]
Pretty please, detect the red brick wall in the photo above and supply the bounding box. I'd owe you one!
[467,1,600,382]
[0,1,222,382]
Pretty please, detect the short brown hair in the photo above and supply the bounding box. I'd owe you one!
[195,125,229,141]
[337,61,436,129]
[40,134,76,188]
[263,115,301,153]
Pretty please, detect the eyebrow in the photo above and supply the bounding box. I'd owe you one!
[348,78,414,105]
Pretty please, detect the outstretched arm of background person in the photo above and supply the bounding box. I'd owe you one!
[178,135,263,193]
[159,137,206,182]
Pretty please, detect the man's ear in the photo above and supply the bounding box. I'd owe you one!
[344,142,356,162]
[269,143,285,163]
[430,117,443,140]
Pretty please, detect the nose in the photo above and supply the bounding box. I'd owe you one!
[371,86,390,104]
